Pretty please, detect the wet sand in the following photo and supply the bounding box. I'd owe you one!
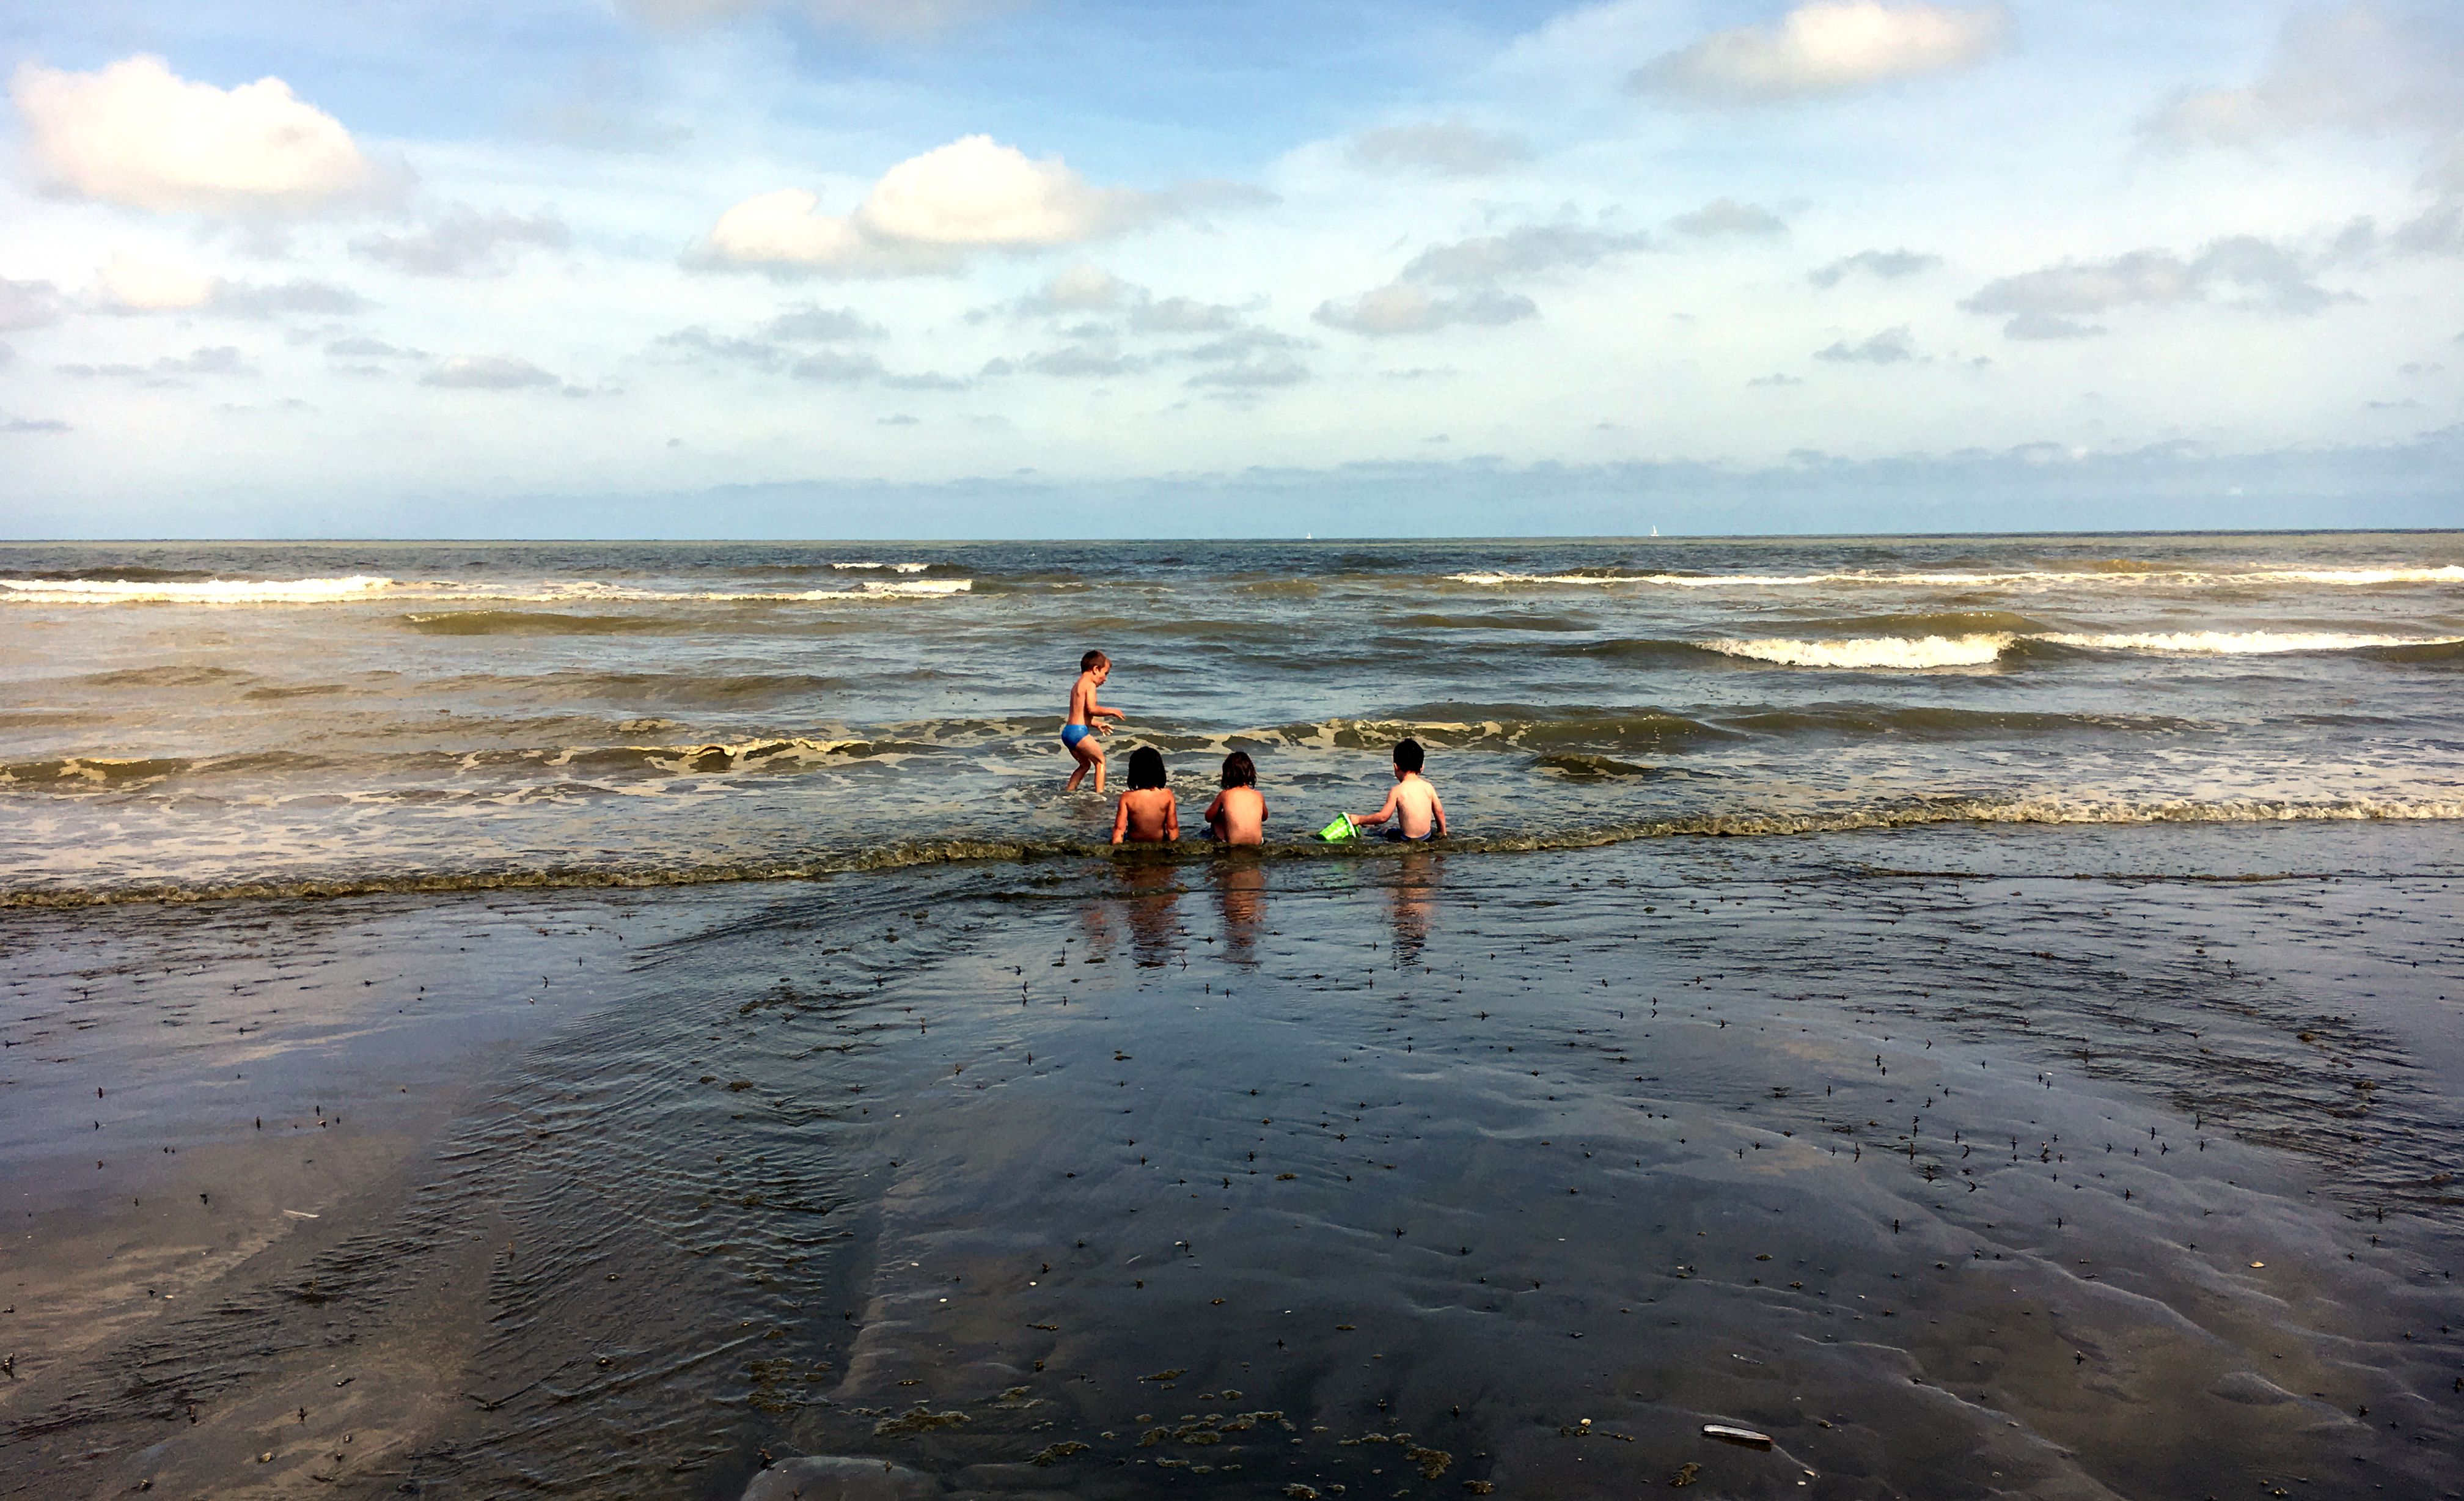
[3,823,2460,1499]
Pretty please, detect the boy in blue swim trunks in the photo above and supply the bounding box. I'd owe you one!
[1353,736,1448,840]
[1063,650,1126,793]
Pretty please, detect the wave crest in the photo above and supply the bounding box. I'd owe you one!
[9,793,2458,909]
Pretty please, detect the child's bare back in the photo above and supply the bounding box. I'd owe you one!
[1354,738,1447,841]
[1111,746,1179,843]
[1203,750,1268,845]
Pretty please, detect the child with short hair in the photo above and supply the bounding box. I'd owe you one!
[1062,650,1126,793]
[1203,750,1269,845]
[1353,737,1447,840]
[1111,746,1179,843]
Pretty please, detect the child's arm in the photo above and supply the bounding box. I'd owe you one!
[1110,795,1131,845]
[1164,796,1179,842]
[1202,791,1225,831]
[1354,787,1401,828]
[1429,788,1447,835]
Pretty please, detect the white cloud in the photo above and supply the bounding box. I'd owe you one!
[764,304,883,341]
[1313,283,1537,337]
[422,355,562,390]
[1808,248,1941,287]
[699,136,1151,277]
[1131,296,1241,334]
[862,136,1128,245]
[0,276,64,331]
[1631,2,2009,105]
[1814,326,1918,364]
[98,252,214,310]
[1962,237,2345,338]
[10,55,374,215]
[1669,197,1788,237]
[2144,5,2464,148]
[326,337,421,359]
[60,344,253,384]
[1399,224,1652,285]
[1346,121,1533,177]
[1314,224,1648,337]
[94,252,372,319]
[1035,263,1132,311]
[353,207,571,277]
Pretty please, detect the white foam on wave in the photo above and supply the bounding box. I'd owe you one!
[2043,630,2464,655]
[831,561,931,573]
[1705,628,2462,669]
[1708,634,2014,669]
[1450,564,2464,590]
[0,574,397,604]
[0,575,972,605]
[856,578,970,596]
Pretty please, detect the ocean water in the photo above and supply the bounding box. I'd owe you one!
[2,532,2460,900]
[4,532,2463,1499]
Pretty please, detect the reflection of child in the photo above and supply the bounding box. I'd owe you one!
[1203,750,1269,845]
[1063,650,1126,794]
[1111,746,1179,843]
[1353,737,1447,841]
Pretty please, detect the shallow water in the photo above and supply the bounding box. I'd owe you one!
[4,534,2461,901]
[4,821,2458,1499]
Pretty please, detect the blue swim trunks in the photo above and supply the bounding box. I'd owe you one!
[1062,723,1093,750]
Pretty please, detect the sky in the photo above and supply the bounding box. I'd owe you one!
[1,0,2460,538]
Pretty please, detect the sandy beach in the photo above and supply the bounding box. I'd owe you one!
[6,821,2457,1499]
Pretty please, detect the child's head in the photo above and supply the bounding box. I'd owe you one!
[1392,738,1425,776]
[1220,750,1256,788]
[1080,649,1110,676]
[1127,745,1167,790]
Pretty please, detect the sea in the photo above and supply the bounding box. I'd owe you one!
[2,531,2460,900]
[2,533,2461,1500]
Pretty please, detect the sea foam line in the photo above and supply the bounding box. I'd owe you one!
[0,574,398,604]
[0,576,971,604]
[8,793,2459,909]
[1450,565,2464,590]
[1706,629,2463,669]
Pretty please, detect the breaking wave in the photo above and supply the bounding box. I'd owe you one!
[1703,629,2464,670]
[0,574,397,604]
[1448,565,2464,590]
[0,574,970,605]
[9,792,2458,909]
[1709,634,2012,669]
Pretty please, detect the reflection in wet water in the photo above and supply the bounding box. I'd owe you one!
[1209,856,1266,966]
[1116,857,1182,968]
[1387,850,1440,967]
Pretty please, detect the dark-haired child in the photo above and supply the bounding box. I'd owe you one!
[1110,745,1179,843]
[1063,649,1126,793]
[1203,750,1269,845]
[1354,737,1447,841]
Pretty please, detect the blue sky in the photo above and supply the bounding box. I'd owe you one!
[1,1,2460,537]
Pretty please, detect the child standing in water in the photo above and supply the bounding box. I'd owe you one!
[1203,750,1269,845]
[1112,746,1179,843]
[1062,650,1126,793]
[1353,737,1448,840]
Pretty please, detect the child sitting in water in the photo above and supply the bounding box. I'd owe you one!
[1353,737,1447,841]
[1063,650,1126,794]
[1111,746,1179,843]
[1203,750,1269,845]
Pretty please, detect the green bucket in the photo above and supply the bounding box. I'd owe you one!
[1316,813,1359,842]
